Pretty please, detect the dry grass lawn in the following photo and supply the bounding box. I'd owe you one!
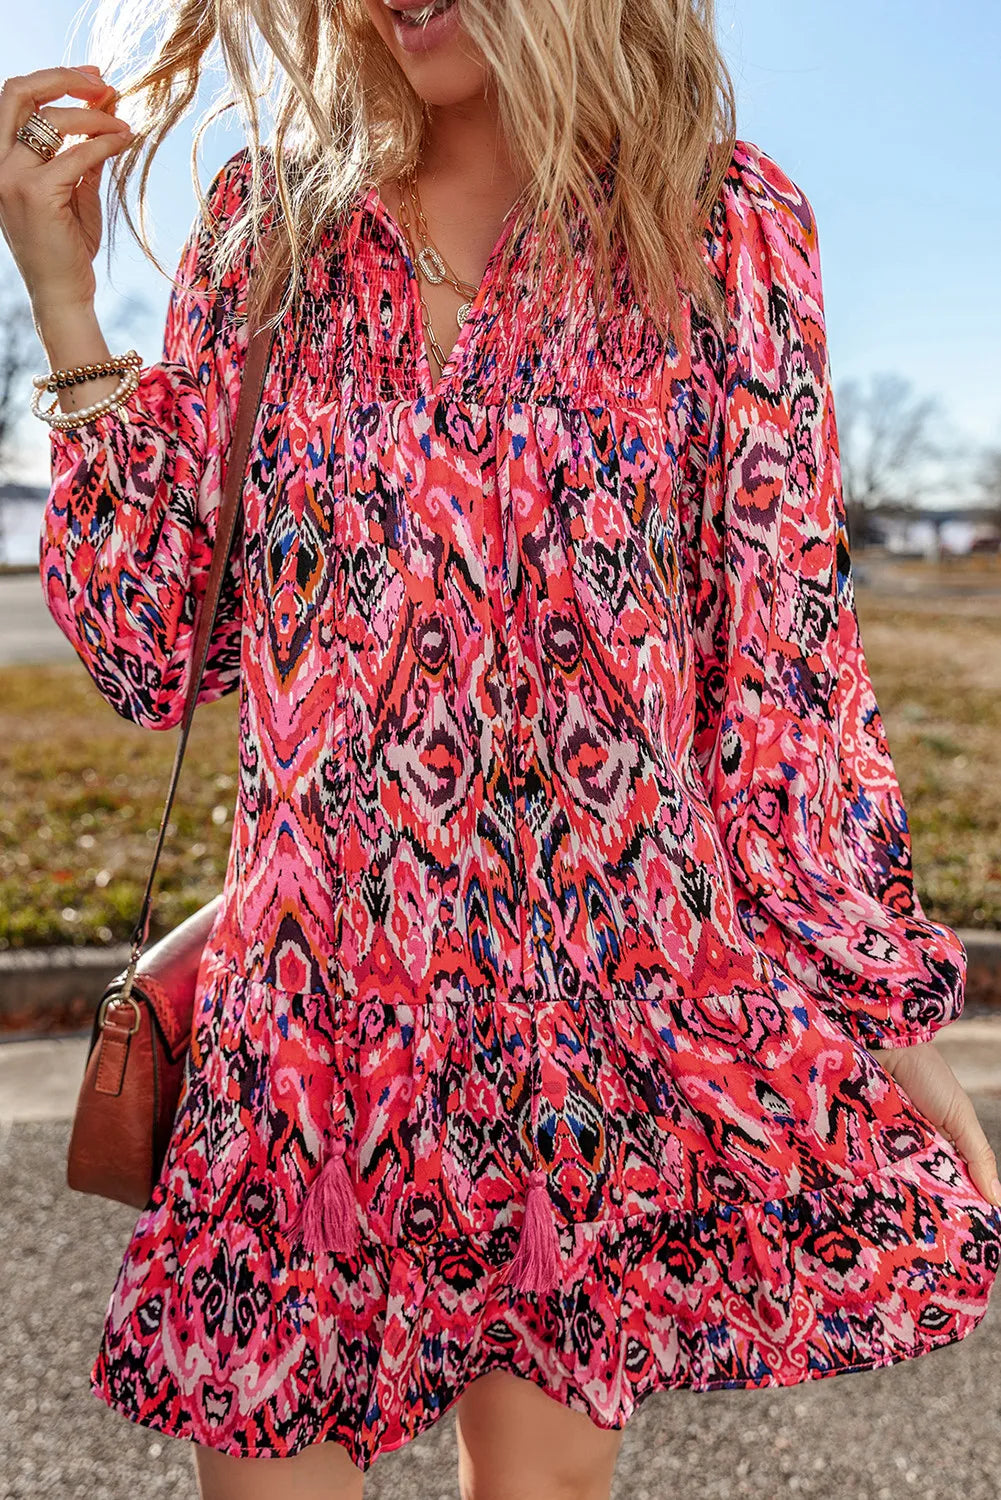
[0,668,238,949]
[852,556,1001,931]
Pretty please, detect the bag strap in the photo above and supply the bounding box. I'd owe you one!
[119,254,287,992]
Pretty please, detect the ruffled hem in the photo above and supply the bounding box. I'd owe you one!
[88,1315,990,1476]
[88,1134,1001,1472]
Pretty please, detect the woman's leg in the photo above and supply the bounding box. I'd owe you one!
[192,1438,365,1500]
[454,1369,625,1500]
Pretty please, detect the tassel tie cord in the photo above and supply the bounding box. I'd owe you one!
[507,1166,562,1293]
[285,1133,360,1256]
[504,996,563,1296]
[285,1008,362,1257]
[499,629,562,1295]
[280,988,561,1287]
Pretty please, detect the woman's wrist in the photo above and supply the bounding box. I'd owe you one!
[31,299,122,414]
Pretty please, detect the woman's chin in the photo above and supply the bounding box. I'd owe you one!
[367,0,489,102]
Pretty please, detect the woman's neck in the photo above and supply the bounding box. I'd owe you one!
[414,88,526,216]
[379,93,526,275]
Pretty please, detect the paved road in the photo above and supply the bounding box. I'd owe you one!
[3,1025,1001,1498]
[0,573,77,666]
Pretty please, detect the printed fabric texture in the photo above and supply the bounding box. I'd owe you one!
[40,137,1001,1469]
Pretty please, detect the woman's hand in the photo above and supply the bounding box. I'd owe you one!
[870,1038,1001,1207]
[0,65,134,316]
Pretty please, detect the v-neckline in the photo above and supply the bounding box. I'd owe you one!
[367,182,521,405]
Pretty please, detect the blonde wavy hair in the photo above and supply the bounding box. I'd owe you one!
[84,0,737,343]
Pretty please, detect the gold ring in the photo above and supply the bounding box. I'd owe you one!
[15,109,64,162]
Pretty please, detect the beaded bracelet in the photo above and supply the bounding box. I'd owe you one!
[32,349,143,393]
[31,363,143,431]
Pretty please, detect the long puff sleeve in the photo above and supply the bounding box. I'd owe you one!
[38,146,254,730]
[678,138,966,1050]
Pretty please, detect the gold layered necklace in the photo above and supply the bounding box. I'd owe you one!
[395,161,480,378]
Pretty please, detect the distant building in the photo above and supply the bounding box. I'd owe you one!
[864,504,1000,558]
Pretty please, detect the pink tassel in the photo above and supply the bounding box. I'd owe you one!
[506,1168,562,1294]
[286,1136,360,1255]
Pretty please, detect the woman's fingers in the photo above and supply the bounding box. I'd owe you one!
[35,128,134,190]
[0,84,133,198]
[3,114,132,197]
[12,105,129,142]
[0,63,132,313]
[941,1090,1001,1207]
[873,1040,1001,1207]
[0,68,111,148]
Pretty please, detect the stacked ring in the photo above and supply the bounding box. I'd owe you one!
[15,110,64,162]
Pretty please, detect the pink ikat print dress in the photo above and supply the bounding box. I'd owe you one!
[40,137,1001,1469]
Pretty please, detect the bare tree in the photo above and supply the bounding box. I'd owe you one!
[0,271,43,563]
[0,272,40,482]
[834,372,944,546]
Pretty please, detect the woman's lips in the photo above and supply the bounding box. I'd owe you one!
[385,0,460,52]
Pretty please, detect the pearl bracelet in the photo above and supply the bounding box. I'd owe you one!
[31,362,143,431]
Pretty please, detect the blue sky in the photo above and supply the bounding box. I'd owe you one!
[5,0,999,491]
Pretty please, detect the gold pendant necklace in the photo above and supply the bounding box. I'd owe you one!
[397,162,482,375]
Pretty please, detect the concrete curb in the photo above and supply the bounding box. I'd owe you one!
[0,928,998,1038]
[0,942,130,1035]
[963,928,1001,1007]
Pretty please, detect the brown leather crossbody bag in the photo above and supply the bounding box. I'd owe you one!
[66,263,285,1212]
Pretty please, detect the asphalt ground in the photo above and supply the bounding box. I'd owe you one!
[3,1025,1001,1499]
